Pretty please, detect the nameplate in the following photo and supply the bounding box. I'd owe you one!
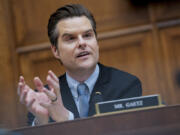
[95,95,163,115]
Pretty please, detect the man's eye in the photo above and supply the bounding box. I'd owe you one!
[83,33,93,38]
[65,36,75,41]
[69,36,75,40]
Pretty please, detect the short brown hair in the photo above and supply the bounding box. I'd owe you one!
[47,4,97,48]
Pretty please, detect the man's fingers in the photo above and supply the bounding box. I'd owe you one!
[20,89,28,104]
[26,98,35,109]
[18,76,25,95]
[47,75,60,96]
[34,77,45,92]
[46,75,58,88]
[43,88,57,101]
[40,102,50,109]
[19,76,25,83]
[48,70,58,82]
[46,75,54,90]
[19,82,27,103]
[17,82,22,95]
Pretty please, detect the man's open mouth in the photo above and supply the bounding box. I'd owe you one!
[76,51,90,58]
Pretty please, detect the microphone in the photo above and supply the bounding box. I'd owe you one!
[93,91,103,104]
[88,91,103,116]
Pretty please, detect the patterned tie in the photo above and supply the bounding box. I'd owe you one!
[77,83,89,118]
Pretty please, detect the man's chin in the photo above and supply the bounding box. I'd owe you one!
[77,61,96,70]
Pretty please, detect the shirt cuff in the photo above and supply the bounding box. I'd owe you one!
[32,118,38,126]
[32,120,35,126]
[68,111,74,120]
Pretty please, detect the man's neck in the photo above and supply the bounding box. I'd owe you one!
[66,65,97,82]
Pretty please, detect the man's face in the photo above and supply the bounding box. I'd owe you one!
[53,16,99,72]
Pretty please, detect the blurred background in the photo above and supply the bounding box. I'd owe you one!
[1,0,180,129]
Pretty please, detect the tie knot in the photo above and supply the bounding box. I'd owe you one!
[77,83,89,96]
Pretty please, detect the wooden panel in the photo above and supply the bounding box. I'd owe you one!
[152,0,180,22]
[0,0,18,129]
[12,0,150,47]
[99,32,162,96]
[91,0,150,32]
[160,26,180,104]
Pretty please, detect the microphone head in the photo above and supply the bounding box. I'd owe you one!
[94,91,103,104]
[95,91,102,95]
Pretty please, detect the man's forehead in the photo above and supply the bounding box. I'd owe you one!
[56,16,93,35]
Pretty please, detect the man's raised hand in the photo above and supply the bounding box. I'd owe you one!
[18,76,49,125]
[40,70,69,122]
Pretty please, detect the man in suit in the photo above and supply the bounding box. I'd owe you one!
[18,4,142,126]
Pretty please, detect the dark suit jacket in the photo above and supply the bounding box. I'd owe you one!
[28,63,142,125]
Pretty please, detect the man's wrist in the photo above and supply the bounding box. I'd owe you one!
[32,111,74,126]
[54,110,74,122]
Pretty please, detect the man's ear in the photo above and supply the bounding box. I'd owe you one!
[51,45,60,59]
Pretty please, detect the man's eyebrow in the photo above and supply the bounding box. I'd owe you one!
[61,33,73,38]
[84,29,94,33]
[61,29,94,38]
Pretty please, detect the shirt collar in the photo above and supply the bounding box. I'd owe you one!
[66,64,99,98]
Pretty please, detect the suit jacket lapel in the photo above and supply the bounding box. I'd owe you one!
[59,74,80,118]
[88,63,110,116]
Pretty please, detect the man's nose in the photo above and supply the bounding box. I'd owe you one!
[77,36,86,48]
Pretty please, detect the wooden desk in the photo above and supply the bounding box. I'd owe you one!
[13,105,180,135]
